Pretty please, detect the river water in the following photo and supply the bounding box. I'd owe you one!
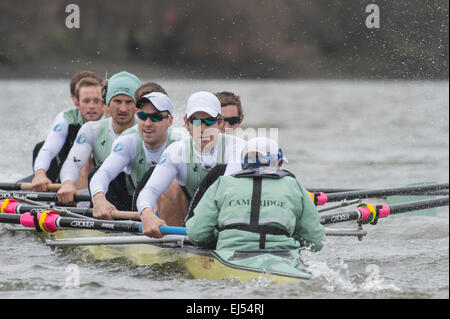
[0,79,448,300]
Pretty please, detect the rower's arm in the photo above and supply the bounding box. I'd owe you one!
[34,112,69,172]
[294,183,326,252]
[90,135,135,197]
[136,147,180,215]
[60,123,96,183]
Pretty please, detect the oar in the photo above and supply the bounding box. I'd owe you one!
[311,183,449,206]
[308,187,448,196]
[320,196,449,225]
[0,200,140,220]
[44,228,366,248]
[0,190,91,203]
[0,211,186,236]
[45,235,189,247]
[0,182,61,191]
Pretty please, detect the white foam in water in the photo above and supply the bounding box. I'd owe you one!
[307,259,402,294]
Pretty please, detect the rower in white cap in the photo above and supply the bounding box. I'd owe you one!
[186,136,326,253]
[89,89,186,219]
[137,91,247,238]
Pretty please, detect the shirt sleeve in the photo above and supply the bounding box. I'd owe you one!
[33,112,69,172]
[60,122,97,183]
[136,141,186,214]
[89,134,136,197]
[294,182,326,251]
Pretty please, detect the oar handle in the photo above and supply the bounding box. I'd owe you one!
[111,210,140,220]
[20,182,62,192]
[159,226,187,236]
[0,182,62,192]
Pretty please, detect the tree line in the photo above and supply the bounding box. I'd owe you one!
[0,0,448,79]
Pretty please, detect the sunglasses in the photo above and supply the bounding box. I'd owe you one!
[223,116,241,125]
[137,111,170,122]
[188,116,220,126]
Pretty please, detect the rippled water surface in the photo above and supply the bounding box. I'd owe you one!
[0,79,448,299]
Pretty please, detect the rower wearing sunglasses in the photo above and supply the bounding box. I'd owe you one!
[57,71,141,206]
[215,91,244,135]
[137,91,247,238]
[186,137,325,256]
[89,90,186,219]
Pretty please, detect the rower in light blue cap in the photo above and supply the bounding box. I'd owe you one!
[105,71,142,105]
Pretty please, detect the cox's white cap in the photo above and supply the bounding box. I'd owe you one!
[136,92,173,114]
[242,137,288,165]
[186,91,221,119]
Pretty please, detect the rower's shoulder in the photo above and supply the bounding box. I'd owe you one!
[169,126,189,141]
[81,117,108,129]
[224,133,246,144]
[121,124,139,136]
[162,133,189,153]
[52,109,74,123]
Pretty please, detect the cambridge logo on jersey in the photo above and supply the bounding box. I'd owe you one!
[53,123,63,132]
[158,154,167,165]
[113,143,124,152]
[76,133,87,144]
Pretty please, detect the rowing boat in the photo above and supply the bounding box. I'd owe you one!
[38,229,312,284]
[0,198,311,283]
[1,183,448,284]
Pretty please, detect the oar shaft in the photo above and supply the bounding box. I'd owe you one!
[0,191,91,203]
[4,202,139,220]
[55,217,142,233]
[388,196,449,215]
[320,196,449,225]
[320,210,361,225]
[0,182,61,191]
[309,188,448,196]
[46,235,187,247]
[0,210,185,235]
[10,203,93,215]
[316,183,449,205]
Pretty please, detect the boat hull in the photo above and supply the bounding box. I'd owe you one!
[45,229,311,284]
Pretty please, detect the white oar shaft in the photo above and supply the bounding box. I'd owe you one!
[45,235,187,247]
[324,228,367,237]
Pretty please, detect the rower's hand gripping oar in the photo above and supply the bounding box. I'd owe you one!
[0,205,186,236]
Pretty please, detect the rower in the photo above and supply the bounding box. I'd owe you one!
[89,89,186,219]
[186,136,326,252]
[216,91,244,135]
[138,91,247,238]
[181,91,247,218]
[57,71,141,206]
[31,71,104,191]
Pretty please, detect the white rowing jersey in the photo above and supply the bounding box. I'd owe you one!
[89,125,186,197]
[136,133,246,214]
[34,110,82,172]
[60,117,121,183]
